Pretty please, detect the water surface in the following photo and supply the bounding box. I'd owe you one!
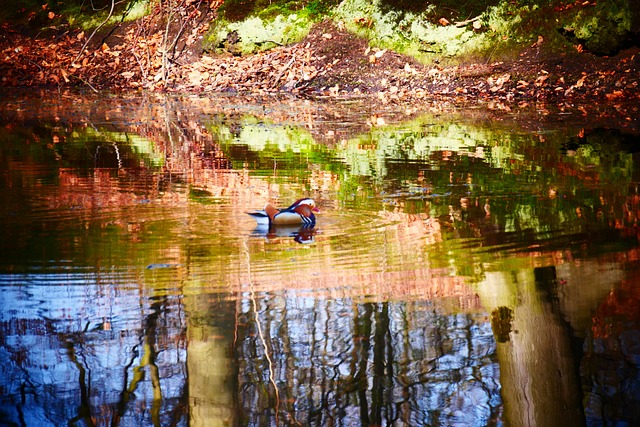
[1,91,639,426]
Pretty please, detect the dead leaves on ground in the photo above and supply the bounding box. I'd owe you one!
[174,44,319,92]
[0,23,85,87]
[0,16,638,112]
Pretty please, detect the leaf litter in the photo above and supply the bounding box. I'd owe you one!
[0,4,638,131]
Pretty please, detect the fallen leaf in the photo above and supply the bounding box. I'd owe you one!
[535,75,549,86]
[605,90,624,100]
[439,17,450,26]
[496,74,510,86]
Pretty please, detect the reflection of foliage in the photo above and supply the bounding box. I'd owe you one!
[490,306,513,343]
[211,111,639,263]
[207,115,339,182]
[189,186,225,204]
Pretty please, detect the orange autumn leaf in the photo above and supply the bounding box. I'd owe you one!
[605,90,624,100]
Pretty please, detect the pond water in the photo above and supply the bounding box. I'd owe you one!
[0,91,639,426]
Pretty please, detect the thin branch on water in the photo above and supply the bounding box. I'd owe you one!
[242,239,280,423]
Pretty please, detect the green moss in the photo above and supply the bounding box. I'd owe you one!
[68,1,149,30]
[335,0,518,64]
[219,0,337,23]
[203,13,314,54]
[203,0,633,61]
[204,0,335,55]
[559,1,632,55]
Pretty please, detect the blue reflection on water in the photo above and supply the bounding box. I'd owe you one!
[0,273,502,426]
[0,274,188,426]
[233,293,501,426]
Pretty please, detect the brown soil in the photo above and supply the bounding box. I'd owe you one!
[299,22,640,104]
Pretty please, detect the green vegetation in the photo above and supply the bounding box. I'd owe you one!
[2,0,634,62]
[559,0,632,55]
[206,0,635,62]
[203,0,339,54]
[334,0,577,63]
[203,13,315,55]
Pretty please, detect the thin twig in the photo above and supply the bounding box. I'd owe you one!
[161,0,175,83]
[70,74,99,93]
[74,0,116,63]
[169,0,203,57]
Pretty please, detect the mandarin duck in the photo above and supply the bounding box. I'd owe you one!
[248,198,318,227]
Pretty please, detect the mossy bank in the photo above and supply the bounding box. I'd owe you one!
[203,0,638,64]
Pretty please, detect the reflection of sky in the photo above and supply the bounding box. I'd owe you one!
[0,273,187,427]
[236,292,501,426]
[1,271,501,426]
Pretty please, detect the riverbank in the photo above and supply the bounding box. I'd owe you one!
[1,1,638,132]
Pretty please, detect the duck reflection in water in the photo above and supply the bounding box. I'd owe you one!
[252,223,318,244]
[248,198,319,244]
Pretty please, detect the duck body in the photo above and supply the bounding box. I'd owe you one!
[248,198,318,227]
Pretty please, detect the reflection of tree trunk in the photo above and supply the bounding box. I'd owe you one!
[371,302,392,425]
[108,294,189,426]
[108,296,163,426]
[185,295,237,427]
[280,294,300,424]
[65,338,96,427]
[476,269,583,427]
[398,304,412,425]
[353,302,395,426]
[355,303,373,426]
